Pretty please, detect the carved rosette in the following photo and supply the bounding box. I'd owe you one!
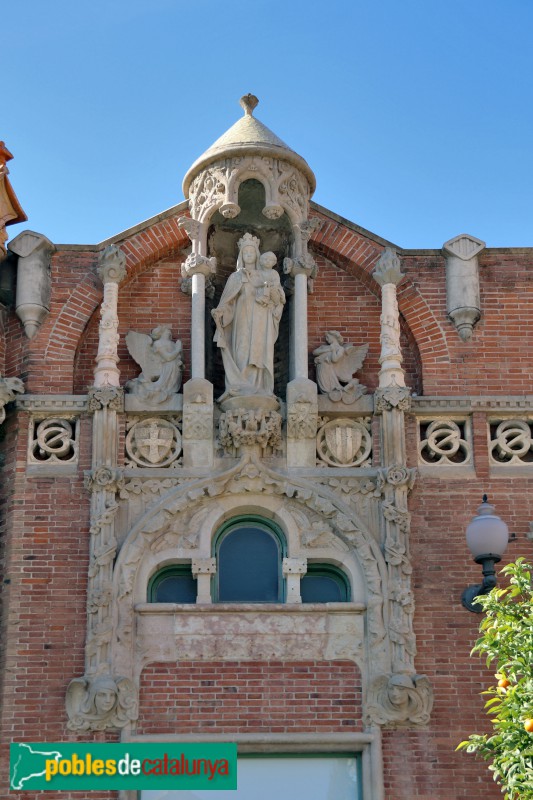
[84,466,124,494]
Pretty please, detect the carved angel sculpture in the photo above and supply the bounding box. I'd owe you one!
[367,673,433,726]
[66,674,138,731]
[313,331,368,404]
[125,326,183,404]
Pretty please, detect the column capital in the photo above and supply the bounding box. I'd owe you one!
[97,245,126,285]
[181,253,216,279]
[373,247,405,287]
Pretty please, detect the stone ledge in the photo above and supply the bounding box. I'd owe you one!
[17,394,88,413]
[411,396,533,414]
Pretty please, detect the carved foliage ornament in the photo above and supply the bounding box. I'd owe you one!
[374,385,411,413]
[218,409,282,456]
[88,386,124,412]
[316,418,372,467]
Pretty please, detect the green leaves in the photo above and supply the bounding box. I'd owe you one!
[457,559,533,800]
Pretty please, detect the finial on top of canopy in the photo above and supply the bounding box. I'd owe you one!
[240,94,259,116]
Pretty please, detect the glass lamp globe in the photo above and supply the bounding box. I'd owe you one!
[465,496,509,562]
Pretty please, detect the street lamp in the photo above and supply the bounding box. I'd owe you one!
[462,495,509,613]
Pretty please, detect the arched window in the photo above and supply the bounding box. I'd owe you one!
[300,564,350,603]
[148,564,197,604]
[215,516,285,603]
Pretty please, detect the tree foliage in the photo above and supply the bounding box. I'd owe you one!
[458,558,533,799]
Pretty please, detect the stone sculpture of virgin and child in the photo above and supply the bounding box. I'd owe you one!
[212,232,285,405]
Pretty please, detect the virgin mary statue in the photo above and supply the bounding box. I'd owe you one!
[212,232,285,401]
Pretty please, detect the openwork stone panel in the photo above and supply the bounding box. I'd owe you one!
[489,418,533,465]
[316,417,372,467]
[125,416,182,468]
[417,417,472,467]
[27,416,79,466]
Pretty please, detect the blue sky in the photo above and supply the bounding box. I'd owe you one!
[3,0,533,248]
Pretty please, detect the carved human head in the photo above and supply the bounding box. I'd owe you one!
[85,675,118,715]
[236,232,261,271]
[326,331,343,345]
[259,251,277,271]
[151,325,171,341]
[388,674,414,706]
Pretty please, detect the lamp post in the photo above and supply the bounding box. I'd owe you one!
[462,495,509,613]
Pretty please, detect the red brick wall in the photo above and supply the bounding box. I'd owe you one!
[138,660,362,735]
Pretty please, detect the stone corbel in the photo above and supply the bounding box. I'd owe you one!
[8,230,55,339]
[192,557,216,603]
[282,557,307,604]
[66,673,138,732]
[0,374,24,424]
[443,233,485,341]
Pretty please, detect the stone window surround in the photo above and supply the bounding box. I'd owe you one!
[117,731,384,800]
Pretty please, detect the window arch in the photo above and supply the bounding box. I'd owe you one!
[301,563,350,603]
[214,516,286,603]
[148,564,197,604]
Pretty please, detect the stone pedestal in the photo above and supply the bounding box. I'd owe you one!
[182,378,214,468]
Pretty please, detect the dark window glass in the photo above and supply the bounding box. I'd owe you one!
[217,522,282,602]
[301,565,350,603]
[149,567,197,603]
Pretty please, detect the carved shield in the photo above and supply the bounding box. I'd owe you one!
[325,422,362,465]
[134,420,174,465]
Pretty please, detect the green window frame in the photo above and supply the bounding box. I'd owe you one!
[301,563,351,603]
[213,515,286,603]
[148,564,197,604]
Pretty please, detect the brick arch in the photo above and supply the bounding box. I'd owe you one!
[44,214,191,387]
[310,211,450,369]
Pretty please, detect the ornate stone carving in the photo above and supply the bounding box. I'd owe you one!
[182,385,213,442]
[0,375,24,424]
[212,233,285,402]
[373,248,406,392]
[28,418,78,465]
[88,386,124,412]
[287,396,318,440]
[125,327,183,404]
[381,465,417,488]
[218,408,282,456]
[419,419,472,466]
[181,252,216,279]
[313,332,368,404]
[9,230,55,339]
[316,418,372,467]
[367,673,433,726]
[125,418,182,468]
[443,233,485,341]
[489,419,533,465]
[374,385,411,413]
[85,466,124,494]
[66,674,138,731]
[94,245,127,388]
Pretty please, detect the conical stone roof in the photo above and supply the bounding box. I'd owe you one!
[183,95,316,196]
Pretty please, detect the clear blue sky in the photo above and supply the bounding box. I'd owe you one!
[4,0,533,248]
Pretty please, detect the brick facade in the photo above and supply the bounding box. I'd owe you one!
[1,169,533,798]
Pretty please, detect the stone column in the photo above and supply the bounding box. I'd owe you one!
[284,220,320,467]
[94,245,127,389]
[65,246,137,733]
[192,557,216,604]
[180,250,216,380]
[373,248,416,676]
[283,557,307,604]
